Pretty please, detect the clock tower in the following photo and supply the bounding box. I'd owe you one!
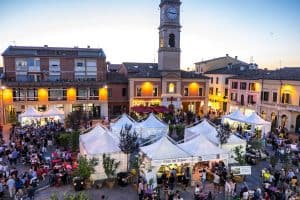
[158,0,181,71]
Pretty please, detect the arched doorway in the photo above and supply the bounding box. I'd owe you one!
[271,112,277,132]
[281,114,288,128]
[241,95,244,105]
[296,115,300,133]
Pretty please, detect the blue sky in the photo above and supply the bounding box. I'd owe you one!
[0,0,299,69]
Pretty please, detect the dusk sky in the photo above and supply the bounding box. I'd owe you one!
[0,0,300,70]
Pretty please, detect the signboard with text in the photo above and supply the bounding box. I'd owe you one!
[231,166,251,175]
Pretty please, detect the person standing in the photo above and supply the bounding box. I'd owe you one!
[138,180,144,200]
[225,179,232,199]
[213,172,220,193]
[201,169,206,191]
[7,175,16,198]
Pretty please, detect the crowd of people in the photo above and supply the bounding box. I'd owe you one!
[0,121,69,199]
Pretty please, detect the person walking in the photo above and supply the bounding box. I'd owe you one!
[201,169,206,191]
[213,172,220,193]
[225,179,232,199]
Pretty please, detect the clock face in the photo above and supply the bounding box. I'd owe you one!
[166,7,177,20]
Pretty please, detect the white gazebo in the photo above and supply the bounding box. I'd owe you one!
[222,109,247,125]
[79,124,127,180]
[178,134,229,165]
[110,113,137,136]
[135,113,168,139]
[18,107,43,125]
[42,107,65,121]
[140,135,192,168]
[243,112,271,137]
[183,119,246,164]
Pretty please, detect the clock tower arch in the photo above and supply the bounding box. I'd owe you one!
[158,0,181,71]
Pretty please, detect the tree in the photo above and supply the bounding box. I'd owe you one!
[232,145,246,165]
[216,124,231,147]
[119,124,139,171]
[65,110,90,131]
[102,153,120,179]
[74,156,98,180]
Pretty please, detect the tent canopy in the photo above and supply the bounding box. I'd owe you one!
[135,113,168,139]
[223,109,246,122]
[184,119,218,142]
[111,114,136,130]
[19,107,42,118]
[179,134,227,157]
[140,136,190,161]
[42,107,64,118]
[80,124,120,155]
[243,112,271,125]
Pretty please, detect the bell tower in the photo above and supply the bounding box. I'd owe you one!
[158,0,181,71]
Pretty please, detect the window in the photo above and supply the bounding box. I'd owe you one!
[76,88,88,100]
[225,88,228,97]
[168,83,175,93]
[27,88,38,101]
[198,88,203,96]
[27,58,40,72]
[248,95,255,104]
[89,88,98,100]
[13,88,26,101]
[122,88,127,97]
[86,59,97,80]
[262,91,269,101]
[210,77,213,84]
[230,93,237,101]
[108,88,112,97]
[240,82,247,90]
[249,83,256,91]
[153,88,158,96]
[273,92,277,103]
[15,58,27,72]
[48,89,67,101]
[168,33,175,47]
[209,87,213,95]
[232,82,238,89]
[215,88,219,95]
[136,88,141,97]
[184,88,189,96]
[225,79,229,85]
[49,59,60,81]
[281,93,290,104]
[75,59,86,80]
[216,77,219,84]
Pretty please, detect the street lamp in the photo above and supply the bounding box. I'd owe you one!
[1,86,6,125]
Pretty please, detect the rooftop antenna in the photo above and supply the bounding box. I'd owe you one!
[250,56,254,63]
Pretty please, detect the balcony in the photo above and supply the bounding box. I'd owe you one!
[28,66,41,72]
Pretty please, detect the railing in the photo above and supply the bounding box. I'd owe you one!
[261,102,300,112]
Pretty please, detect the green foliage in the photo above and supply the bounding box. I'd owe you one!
[248,138,262,150]
[232,145,246,165]
[216,124,231,146]
[174,124,185,140]
[71,131,80,152]
[8,111,18,125]
[63,192,89,200]
[65,110,89,131]
[50,194,59,200]
[74,156,98,180]
[57,133,70,149]
[102,153,120,179]
[55,131,80,152]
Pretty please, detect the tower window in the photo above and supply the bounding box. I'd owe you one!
[168,33,175,48]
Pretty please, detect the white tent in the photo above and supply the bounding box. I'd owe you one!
[135,113,168,139]
[42,107,65,120]
[140,135,191,166]
[222,109,247,123]
[178,134,229,164]
[242,112,271,137]
[110,114,136,136]
[183,119,246,164]
[18,107,43,124]
[79,124,127,180]
[243,112,270,125]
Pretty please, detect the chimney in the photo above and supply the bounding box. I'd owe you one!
[87,45,90,48]
[74,46,78,48]
[44,45,48,48]
[235,56,238,60]
[226,54,229,57]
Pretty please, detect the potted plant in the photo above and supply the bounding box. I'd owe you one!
[73,156,98,189]
[102,153,120,188]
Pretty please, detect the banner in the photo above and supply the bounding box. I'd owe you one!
[231,166,251,175]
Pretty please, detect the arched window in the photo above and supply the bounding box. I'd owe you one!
[168,83,175,93]
[168,33,175,47]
